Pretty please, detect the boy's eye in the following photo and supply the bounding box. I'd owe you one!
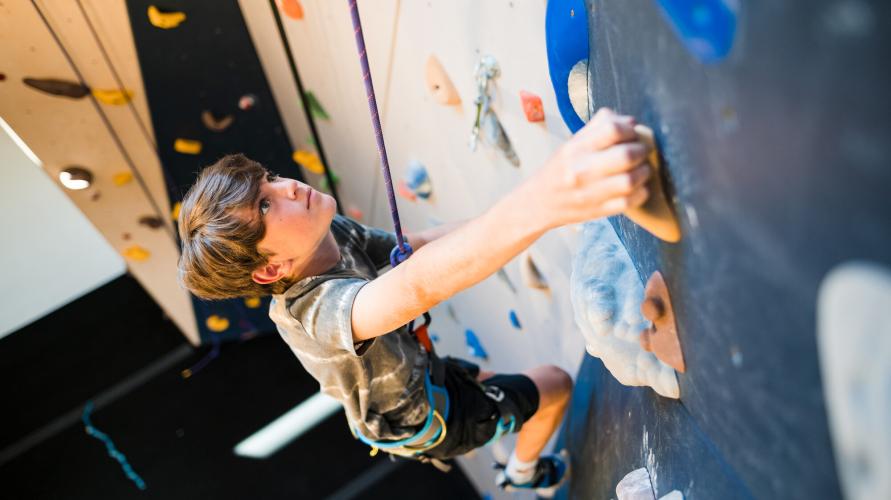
[259,198,270,216]
[266,172,278,182]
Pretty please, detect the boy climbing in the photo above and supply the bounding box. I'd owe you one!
[177,107,652,496]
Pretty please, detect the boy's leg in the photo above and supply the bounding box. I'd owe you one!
[477,364,573,460]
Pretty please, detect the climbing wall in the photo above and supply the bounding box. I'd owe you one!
[562,0,891,499]
[0,0,198,344]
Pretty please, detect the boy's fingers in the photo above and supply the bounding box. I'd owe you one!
[594,164,652,198]
[572,111,637,151]
[599,185,650,214]
[573,142,649,180]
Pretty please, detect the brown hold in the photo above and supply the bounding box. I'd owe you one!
[23,77,90,99]
[639,271,685,372]
[201,110,234,132]
[624,125,682,243]
[425,55,461,105]
[138,215,164,229]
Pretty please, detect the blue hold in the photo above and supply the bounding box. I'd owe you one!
[655,0,737,64]
[465,329,489,360]
[509,310,522,330]
[545,0,589,133]
[404,161,432,199]
[430,333,440,343]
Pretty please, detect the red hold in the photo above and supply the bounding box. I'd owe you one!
[520,90,545,122]
[639,271,686,372]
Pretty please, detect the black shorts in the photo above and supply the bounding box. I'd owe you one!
[425,357,540,460]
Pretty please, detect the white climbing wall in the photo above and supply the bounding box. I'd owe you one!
[245,1,590,496]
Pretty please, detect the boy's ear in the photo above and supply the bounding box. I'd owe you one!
[251,262,288,285]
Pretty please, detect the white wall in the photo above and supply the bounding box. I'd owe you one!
[0,119,125,339]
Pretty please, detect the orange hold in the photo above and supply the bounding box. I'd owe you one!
[396,180,417,202]
[278,0,304,20]
[520,90,545,122]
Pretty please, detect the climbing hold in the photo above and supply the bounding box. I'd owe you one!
[276,0,304,20]
[396,180,417,202]
[174,138,202,155]
[346,205,364,221]
[122,245,150,262]
[244,297,261,309]
[238,94,257,111]
[122,232,131,241]
[519,90,545,122]
[112,172,133,186]
[23,77,89,99]
[639,271,685,373]
[304,91,330,121]
[91,191,101,202]
[430,333,440,343]
[0,73,6,81]
[205,315,230,332]
[201,110,234,132]
[469,55,520,167]
[496,268,518,294]
[520,253,549,291]
[623,125,682,243]
[545,0,589,132]
[147,5,186,29]
[425,55,461,105]
[320,171,340,192]
[292,149,325,174]
[655,0,737,64]
[509,310,522,330]
[464,329,489,360]
[616,468,655,500]
[138,215,164,229]
[171,202,182,221]
[403,161,432,200]
[567,59,589,123]
[92,88,134,105]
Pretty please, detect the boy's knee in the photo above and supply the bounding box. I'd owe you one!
[527,365,573,404]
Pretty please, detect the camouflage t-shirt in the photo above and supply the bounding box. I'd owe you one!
[268,215,430,441]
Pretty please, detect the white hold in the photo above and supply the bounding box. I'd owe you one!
[659,491,684,500]
[616,468,656,500]
[568,59,590,123]
[570,219,680,398]
[818,261,891,500]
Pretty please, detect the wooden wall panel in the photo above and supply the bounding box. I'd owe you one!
[0,0,198,344]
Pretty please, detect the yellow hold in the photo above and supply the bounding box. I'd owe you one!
[112,172,133,186]
[92,88,134,105]
[171,201,182,221]
[122,245,151,262]
[174,138,202,155]
[206,315,230,332]
[292,149,325,174]
[244,297,261,309]
[147,5,186,29]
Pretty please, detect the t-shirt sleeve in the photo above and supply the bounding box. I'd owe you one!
[339,216,397,269]
[287,277,368,355]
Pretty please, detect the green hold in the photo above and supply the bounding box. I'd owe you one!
[320,171,340,192]
[304,91,330,121]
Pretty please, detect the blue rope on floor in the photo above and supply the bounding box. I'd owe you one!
[81,401,147,490]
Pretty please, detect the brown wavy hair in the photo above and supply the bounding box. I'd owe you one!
[177,154,292,299]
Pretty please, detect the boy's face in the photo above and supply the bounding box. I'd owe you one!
[248,173,337,282]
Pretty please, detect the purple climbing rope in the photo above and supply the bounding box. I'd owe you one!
[347,0,413,267]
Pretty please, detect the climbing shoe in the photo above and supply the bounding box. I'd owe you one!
[494,449,570,498]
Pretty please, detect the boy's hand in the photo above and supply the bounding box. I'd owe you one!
[525,108,652,230]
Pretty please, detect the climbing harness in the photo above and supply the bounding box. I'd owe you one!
[347,0,522,466]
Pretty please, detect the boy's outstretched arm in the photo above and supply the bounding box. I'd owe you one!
[406,220,466,251]
[352,109,652,342]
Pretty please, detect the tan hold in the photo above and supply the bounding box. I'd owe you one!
[639,271,685,372]
[624,125,682,243]
[425,55,460,105]
[201,110,234,132]
[520,252,549,292]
